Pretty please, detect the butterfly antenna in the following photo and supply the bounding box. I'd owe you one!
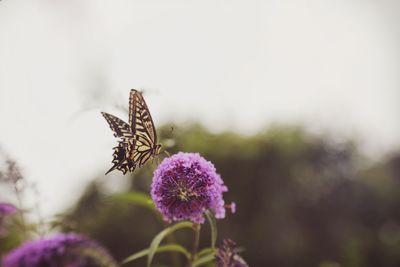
[163,150,170,157]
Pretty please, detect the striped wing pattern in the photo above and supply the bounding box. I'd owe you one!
[102,89,160,175]
[105,141,136,175]
[101,112,132,139]
[129,135,154,167]
[130,89,157,143]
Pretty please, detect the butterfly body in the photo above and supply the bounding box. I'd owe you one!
[101,89,161,174]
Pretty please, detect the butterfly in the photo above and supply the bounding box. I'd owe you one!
[101,89,162,174]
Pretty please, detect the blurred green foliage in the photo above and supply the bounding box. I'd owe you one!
[0,212,29,259]
[59,124,400,267]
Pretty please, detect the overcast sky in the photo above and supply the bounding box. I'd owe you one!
[0,0,399,218]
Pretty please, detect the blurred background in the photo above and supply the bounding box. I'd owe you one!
[0,0,400,266]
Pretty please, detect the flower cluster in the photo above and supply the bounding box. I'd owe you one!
[2,233,117,267]
[151,152,228,223]
[216,239,248,267]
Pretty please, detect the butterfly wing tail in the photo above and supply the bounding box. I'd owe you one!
[105,142,136,175]
[105,164,119,175]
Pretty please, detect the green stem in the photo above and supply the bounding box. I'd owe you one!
[186,223,201,267]
[166,232,181,267]
[158,217,181,267]
[33,185,46,237]
[13,180,27,240]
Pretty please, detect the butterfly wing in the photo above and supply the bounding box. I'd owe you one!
[131,135,156,167]
[129,89,157,144]
[101,112,132,139]
[128,89,159,167]
[101,112,137,174]
[105,141,137,175]
[102,89,159,175]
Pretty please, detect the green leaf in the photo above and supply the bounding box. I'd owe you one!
[121,243,190,265]
[205,210,217,249]
[148,221,193,267]
[197,247,216,258]
[192,252,216,267]
[112,192,155,210]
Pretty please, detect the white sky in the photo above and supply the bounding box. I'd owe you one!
[0,0,399,218]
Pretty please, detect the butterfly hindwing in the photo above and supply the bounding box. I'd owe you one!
[105,141,137,175]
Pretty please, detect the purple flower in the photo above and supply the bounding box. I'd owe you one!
[216,239,248,267]
[0,203,17,216]
[2,233,117,267]
[224,202,236,214]
[151,152,228,223]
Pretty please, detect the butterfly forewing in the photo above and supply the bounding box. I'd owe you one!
[130,89,157,143]
[101,112,132,139]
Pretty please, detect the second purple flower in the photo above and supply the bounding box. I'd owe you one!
[151,152,228,223]
[2,233,117,267]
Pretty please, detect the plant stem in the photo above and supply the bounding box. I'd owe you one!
[13,180,27,240]
[33,184,45,237]
[159,217,181,267]
[186,223,201,267]
[166,232,181,267]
